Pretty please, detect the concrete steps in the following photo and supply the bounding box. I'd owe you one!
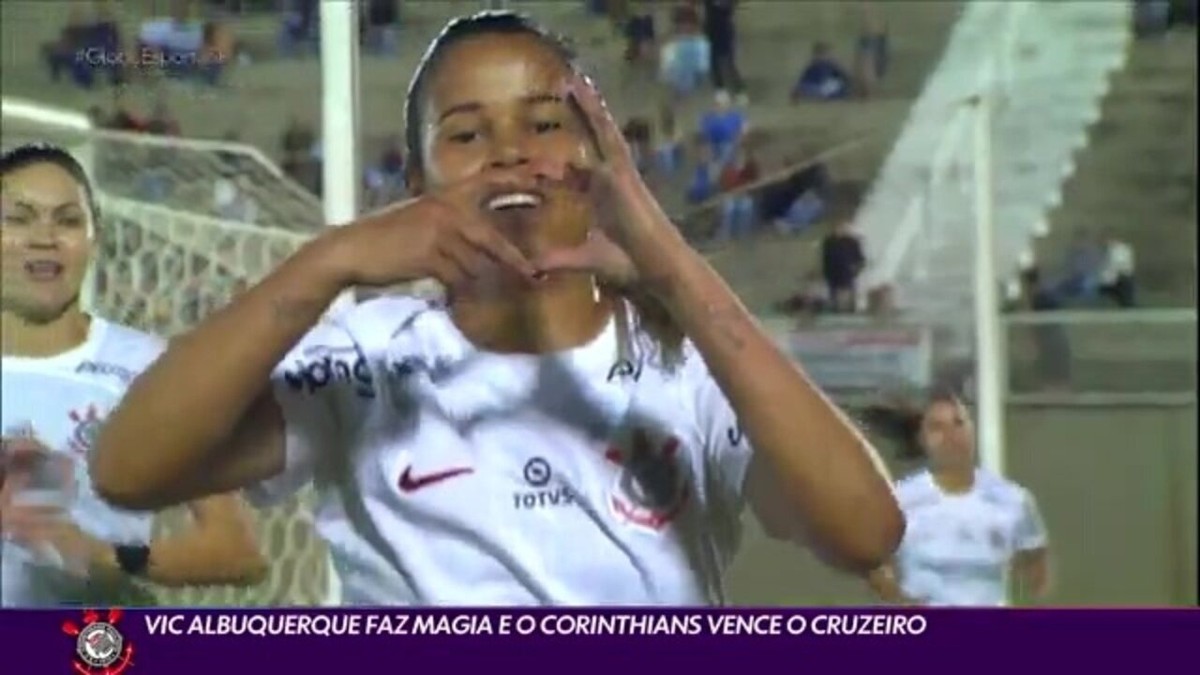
[1040,30,1197,305]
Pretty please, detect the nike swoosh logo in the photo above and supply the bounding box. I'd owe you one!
[398,465,474,493]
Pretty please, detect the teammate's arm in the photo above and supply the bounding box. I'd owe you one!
[1011,489,1051,602]
[91,239,345,509]
[2,468,264,587]
[1012,548,1051,602]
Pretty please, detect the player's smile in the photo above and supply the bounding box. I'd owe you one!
[23,259,66,282]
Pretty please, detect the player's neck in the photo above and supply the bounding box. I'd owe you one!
[451,277,612,354]
[931,468,976,495]
[0,308,92,358]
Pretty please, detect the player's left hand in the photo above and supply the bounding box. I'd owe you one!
[532,74,684,290]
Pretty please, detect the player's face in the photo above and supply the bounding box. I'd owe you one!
[920,399,975,470]
[415,33,598,259]
[0,162,94,321]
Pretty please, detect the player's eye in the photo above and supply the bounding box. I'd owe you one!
[58,215,85,228]
[532,119,563,134]
[447,130,480,144]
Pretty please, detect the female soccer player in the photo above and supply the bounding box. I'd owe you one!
[864,393,1051,606]
[1,143,267,606]
[93,12,903,605]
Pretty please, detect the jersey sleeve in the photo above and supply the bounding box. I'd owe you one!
[244,319,372,508]
[683,348,753,515]
[1013,488,1049,552]
[245,295,429,507]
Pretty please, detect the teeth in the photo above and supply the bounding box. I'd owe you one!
[487,192,541,211]
[26,261,62,273]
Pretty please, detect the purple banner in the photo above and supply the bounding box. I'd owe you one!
[3,608,1196,674]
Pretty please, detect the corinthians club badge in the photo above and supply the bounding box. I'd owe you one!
[63,608,135,674]
[78,622,123,667]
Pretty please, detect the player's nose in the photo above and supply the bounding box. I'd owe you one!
[487,129,532,170]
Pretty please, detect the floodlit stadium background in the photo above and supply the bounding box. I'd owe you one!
[0,0,1194,607]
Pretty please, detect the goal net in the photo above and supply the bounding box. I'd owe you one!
[2,97,335,607]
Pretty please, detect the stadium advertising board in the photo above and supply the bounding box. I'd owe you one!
[781,322,934,395]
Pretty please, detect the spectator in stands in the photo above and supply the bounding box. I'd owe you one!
[283,154,321,196]
[659,5,710,98]
[199,16,236,86]
[42,4,124,89]
[1054,229,1104,303]
[699,90,746,166]
[685,142,721,205]
[652,104,685,176]
[703,0,746,99]
[759,158,831,235]
[792,42,853,102]
[1170,0,1198,26]
[1134,0,1173,37]
[279,0,319,57]
[361,0,400,56]
[713,142,760,241]
[138,0,206,81]
[364,137,407,209]
[281,117,316,158]
[623,1,657,64]
[853,1,889,97]
[1097,230,1136,308]
[279,117,321,194]
[821,220,866,313]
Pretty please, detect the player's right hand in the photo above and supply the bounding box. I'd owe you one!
[324,168,540,289]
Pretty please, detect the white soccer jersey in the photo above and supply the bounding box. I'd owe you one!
[249,296,756,606]
[892,468,1048,607]
[1,318,163,607]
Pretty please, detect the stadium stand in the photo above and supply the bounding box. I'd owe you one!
[857,0,1132,323]
[1042,27,1197,306]
[0,0,962,313]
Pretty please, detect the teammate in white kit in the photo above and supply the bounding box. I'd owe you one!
[93,12,904,606]
[0,144,267,606]
[865,393,1051,606]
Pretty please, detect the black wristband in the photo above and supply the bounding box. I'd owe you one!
[114,544,151,577]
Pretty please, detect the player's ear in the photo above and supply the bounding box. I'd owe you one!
[86,207,102,242]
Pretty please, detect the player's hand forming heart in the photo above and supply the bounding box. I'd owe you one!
[531,75,686,292]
